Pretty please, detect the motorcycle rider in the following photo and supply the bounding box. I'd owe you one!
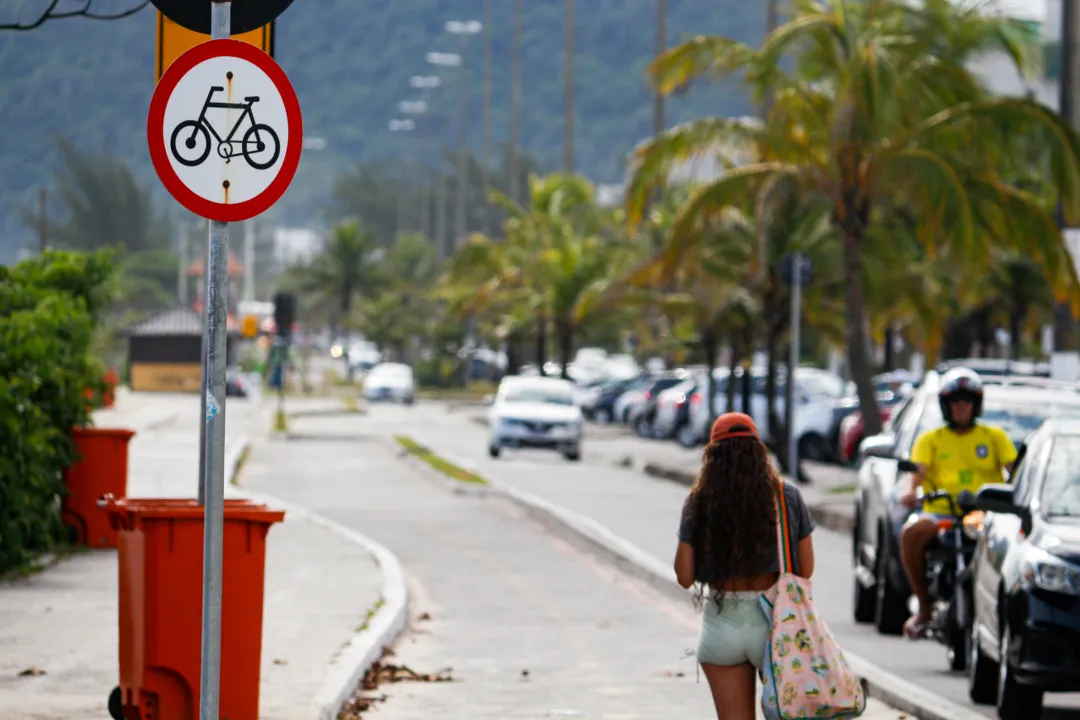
[898,367,1016,639]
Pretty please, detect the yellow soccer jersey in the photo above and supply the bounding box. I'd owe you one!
[910,424,1017,514]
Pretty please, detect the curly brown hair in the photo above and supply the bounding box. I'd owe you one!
[683,433,781,610]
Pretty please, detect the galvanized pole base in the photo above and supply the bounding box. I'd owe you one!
[198,5,231,720]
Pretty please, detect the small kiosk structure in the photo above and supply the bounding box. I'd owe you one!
[126,307,240,392]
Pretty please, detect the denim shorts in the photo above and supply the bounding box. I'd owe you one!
[697,591,769,668]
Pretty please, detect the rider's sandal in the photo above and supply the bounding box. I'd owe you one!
[903,616,929,640]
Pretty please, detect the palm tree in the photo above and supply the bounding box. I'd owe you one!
[294,219,385,377]
[627,0,1080,436]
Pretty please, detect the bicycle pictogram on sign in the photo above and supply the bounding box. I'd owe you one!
[169,82,281,170]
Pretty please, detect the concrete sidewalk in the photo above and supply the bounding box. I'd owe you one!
[244,412,906,720]
[0,392,385,720]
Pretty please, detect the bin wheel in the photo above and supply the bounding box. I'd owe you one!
[108,686,123,720]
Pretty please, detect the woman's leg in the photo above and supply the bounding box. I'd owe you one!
[700,662,757,720]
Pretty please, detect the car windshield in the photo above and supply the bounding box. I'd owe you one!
[503,387,574,406]
[1041,435,1080,518]
[917,395,1080,447]
[370,365,410,379]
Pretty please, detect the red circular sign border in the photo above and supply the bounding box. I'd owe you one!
[147,38,303,222]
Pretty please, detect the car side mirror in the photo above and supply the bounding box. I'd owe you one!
[896,459,919,474]
[975,484,1030,529]
[483,394,495,407]
[860,435,896,461]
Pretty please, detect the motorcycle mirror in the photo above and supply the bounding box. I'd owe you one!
[956,489,977,513]
[897,459,919,473]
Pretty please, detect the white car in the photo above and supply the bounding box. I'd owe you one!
[487,376,583,461]
[362,363,415,405]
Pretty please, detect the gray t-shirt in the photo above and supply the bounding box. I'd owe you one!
[677,480,815,581]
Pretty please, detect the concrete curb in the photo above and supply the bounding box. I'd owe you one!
[485,474,986,720]
[228,438,411,720]
[641,462,856,535]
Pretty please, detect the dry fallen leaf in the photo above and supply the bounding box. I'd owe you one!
[273,658,288,665]
[418,612,432,621]
[18,667,46,677]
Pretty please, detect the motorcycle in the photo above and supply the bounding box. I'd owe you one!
[896,460,982,671]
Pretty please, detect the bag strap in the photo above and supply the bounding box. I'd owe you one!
[775,483,793,574]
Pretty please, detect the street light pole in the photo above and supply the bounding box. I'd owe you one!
[509,0,524,205]
[426,52,462,258]
[409,76,442,243]
[389,118,417,240]
[1053,0,1080,381]
[563,0,575,173]
[481,0,493,234]
[446,21,482,253]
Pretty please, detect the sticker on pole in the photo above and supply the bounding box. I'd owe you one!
[147,39,302,223]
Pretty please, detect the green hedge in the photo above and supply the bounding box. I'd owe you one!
[0,249,117,574]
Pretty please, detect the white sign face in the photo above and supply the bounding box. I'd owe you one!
[161,55,290,205]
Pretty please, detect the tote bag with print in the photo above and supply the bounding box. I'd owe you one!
[758,487,866,720]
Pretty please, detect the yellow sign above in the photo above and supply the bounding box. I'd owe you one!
[155,11,273,83]
[241,315,259,338]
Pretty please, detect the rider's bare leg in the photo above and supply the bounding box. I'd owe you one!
[899,515,937,635]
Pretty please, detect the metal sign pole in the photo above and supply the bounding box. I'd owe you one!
[197,5,231,720]
[787,253,802,476]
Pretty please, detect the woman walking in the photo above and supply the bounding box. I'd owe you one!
[674,412,817,720]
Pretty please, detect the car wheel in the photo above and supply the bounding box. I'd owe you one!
[489,444,501,459]
[676,422,698,448]
[852,512,876,624]
[874,528,908,636]
[997,623,1043,720]
[594,408,611,424]
[798,433,832,463]
[563,446,581,461]
[968,620,998,705]
[108,687,123,720]
[635,415,651,438]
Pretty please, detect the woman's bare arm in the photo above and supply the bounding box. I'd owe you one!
[674,541,695,588]
[795,535,814,579]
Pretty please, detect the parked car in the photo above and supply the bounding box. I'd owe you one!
[937,357,1051,378]
[488,375,582,460]
[968,418,1080,719]
[632,373,686,436]
[851,371,1080,638]
[362,362,415,404]
[584,374,650,423]
[684,366,846,460]
[651,376,701,441]
[835,372,920,464]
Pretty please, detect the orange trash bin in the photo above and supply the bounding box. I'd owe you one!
[62,427,136,548]
[101,496,285,720]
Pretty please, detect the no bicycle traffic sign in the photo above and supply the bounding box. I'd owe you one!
[147,39,302,223]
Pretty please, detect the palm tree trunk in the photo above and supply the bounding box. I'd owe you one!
[558,319,574,379]
[726,338,739,411]
[506,330,522,375]
[1009,305,1024,360]
[842,232,883,436]
[883,325,895,371]
[536,316,548,376]
[703,329,719,419]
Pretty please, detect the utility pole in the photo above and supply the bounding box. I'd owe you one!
[509,0,524,205]
[481,0,493,234]
[243,219,255,303]
[653,0,666,138]
[563,0,575,173]
[178,222,188,306]
[37,187,47,253]
[1054,0,1080,380]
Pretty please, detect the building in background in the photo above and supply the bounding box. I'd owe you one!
[272,227,323,274]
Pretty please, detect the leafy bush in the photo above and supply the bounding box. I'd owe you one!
[0,250,117,573]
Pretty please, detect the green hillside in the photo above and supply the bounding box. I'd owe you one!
[0,0,762,262]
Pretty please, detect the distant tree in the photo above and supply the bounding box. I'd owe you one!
[23,137,172,253]
[0,0,149,31]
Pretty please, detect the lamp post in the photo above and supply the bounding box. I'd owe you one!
[398,100,428,238]
[509,0,524,206]
[426,51,462,258]
[410,75,442,243]
[388,119,416,240]
[445,19,482,252]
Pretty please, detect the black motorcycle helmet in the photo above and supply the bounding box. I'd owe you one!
[938,367,984,428]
